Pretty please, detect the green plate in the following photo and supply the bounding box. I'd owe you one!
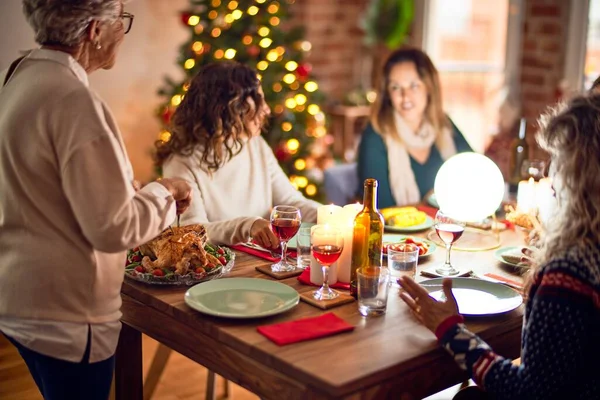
[185,278,299,318]
[385,215,434,233]
[494,246,527,269]
[382,234,437,258]
[422,277,523,316]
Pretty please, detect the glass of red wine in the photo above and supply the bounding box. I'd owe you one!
[434,210,465,276]
[270,205,302,272]
[311,225,344,300]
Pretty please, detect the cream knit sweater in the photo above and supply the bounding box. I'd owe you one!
[163,136,319,244]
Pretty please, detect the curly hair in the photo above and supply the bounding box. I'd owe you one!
[371,47,450,139]
[22,0,121,47]
[155,62,266,173]
[535,95,600,264]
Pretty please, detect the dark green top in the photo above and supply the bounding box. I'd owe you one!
[357,120,472,209]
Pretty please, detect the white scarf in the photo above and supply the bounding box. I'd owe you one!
[383,113,457,205]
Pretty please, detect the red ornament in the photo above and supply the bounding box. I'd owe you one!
[296,63,311,79]
[247,45,260,57]
[274,143,290,162]
[180,12,192,26]
[162,108,173,125]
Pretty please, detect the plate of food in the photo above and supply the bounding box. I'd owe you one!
[494,246,528,269]
[381,206,434,233]
[382,235,437,258]
[125,225,234,285]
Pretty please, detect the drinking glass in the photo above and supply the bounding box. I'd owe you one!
[387,243,419,284]
[434,210,465,276]
[311,225,344,300]
[270,205,301,272]
[357,267,390,316]
[295,226,312,270]
[521,159,547,181]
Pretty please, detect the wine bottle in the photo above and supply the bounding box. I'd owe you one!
[508,118,529,194]
[350,178,384,297]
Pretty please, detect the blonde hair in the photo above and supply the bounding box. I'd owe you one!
[535,95,600,265]
[371,47,450,139]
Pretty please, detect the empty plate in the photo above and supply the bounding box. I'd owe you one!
[185,278,299,318]
[422,277,523,316]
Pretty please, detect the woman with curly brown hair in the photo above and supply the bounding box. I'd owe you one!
[156,62,319,248]
[398,95,600,399]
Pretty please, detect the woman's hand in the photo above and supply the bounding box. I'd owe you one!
[250,218,279,249]
[398,276,460,333]
[519,246,539,269]
[158,178,192,215]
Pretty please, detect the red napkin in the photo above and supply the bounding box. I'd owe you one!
[417,204,438,218]
[484,273,523,290]
[231,244,297,262]
[257,312,354,345]
[297,267,350,290]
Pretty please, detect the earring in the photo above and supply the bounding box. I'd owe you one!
[95,41,102,50]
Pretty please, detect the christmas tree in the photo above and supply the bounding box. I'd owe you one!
[156,0,327,200]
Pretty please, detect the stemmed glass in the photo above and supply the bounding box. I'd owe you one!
[521,159,547,181]
[270,205,301,272]
[434,210,465,276]
[311,225,344,300]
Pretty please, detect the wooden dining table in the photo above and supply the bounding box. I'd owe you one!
[115,227,526,400]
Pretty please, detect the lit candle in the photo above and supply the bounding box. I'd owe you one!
[336,203,363,283]
[517,177,537,213]
[536,178,554,223]
[309,224,338,285]
[317,204,342,225]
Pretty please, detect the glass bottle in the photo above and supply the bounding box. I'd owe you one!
[508,117,530,194]
[350,178,384,297]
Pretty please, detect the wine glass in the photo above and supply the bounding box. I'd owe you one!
[270,205,302,272]
[311,225,344,300]
[521,159,547,181]
[434,210,465,276]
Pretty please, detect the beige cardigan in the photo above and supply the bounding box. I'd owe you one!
[163,136,319,244]
[0,49,176,327]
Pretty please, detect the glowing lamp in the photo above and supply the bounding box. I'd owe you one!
[434,153,504,222]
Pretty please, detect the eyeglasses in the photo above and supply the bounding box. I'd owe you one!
[121,12,134,34]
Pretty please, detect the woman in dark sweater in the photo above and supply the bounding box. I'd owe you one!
[357,48,471,208]
[399,95,600,399]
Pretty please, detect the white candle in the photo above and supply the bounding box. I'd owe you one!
[309,224,338,285]
[517,177,537,213]
[336,203,363,283]
[536,178,554,224]
[317,204,342,225]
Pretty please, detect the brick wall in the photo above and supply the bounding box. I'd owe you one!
[520,0,570,155]
[291,0,370,100]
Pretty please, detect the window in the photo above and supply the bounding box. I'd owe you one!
[418,0,521,152]
[585,1,600,89]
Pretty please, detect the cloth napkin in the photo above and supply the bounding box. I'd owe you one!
[417,204,438,218]
[297,267,351,290]
[484,273,523,290]
[257,312,354,345]
[231,244,297,262]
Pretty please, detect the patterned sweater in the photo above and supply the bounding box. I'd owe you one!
[439,245,600,399]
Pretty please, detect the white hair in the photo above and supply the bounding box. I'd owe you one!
[22,0,121,47]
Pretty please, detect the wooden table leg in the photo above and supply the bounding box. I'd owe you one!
[115,322,143,400]
[143,344,172,400]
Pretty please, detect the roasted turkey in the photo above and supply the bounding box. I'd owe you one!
[140,225,216,275]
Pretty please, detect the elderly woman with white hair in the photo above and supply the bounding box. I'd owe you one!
[0,1,192,399]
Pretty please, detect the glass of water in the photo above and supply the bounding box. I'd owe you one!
[357,267,390,317]
[387,243,419,285]
[296,226,312,270]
